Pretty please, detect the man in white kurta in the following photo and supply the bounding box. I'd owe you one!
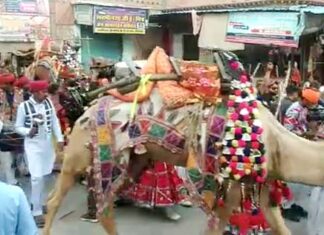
[15,80,63,227]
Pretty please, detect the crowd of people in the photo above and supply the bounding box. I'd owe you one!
[1,50,324,235]
[0,57,193,233]
[256,69,324,234]
[0,73,63,233]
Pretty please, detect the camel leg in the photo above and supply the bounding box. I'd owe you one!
[43,171,75,235]
[260,189,291,235]
[205,206,233,235]
[99,171,128,235]
[205,183,241,235]
[99,202,117,235]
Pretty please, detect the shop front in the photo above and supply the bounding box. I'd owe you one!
[74,3,148,69]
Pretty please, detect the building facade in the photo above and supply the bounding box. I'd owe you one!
[0,0,50,58]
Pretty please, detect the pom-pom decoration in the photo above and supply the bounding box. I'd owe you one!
[219,56,267,183]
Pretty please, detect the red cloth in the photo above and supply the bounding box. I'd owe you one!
[29,80,49,92]
[122,162,186,207]
[0,73,15,85]
[14,76,30,88]
[291,68,301,85]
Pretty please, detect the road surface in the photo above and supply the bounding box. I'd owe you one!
[19,174,309,235]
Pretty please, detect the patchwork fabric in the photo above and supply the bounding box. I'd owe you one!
[203,103,227,175]
[90,97,119,216]
[128,116,186,154]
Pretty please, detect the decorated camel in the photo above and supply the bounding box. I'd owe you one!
[44,48,324,235]
[24,37,62,82]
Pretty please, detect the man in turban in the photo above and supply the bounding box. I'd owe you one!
[15,80,64,227]
[0,73,22,186]
[284,88,320,136]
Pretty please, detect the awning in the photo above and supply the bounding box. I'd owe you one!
[157,5,324,15]
[71,0,154,9]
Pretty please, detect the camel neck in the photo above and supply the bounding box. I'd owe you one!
[259,105,324,186]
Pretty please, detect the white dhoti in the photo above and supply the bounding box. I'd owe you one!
[24,136,56,178]
[24,131,57,216]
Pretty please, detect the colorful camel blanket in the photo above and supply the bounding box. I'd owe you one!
[90,97,118,216]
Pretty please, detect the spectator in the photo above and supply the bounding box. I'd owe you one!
[15,80,64,227]
[258,79,280,110]
[0,73,23,186]
[278,85,300,123]
[283,88,320,137]
[0,181,38,235]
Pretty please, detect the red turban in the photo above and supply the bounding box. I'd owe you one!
[14,76,30,88]
[29,80,49,93]
[0,73,15,85]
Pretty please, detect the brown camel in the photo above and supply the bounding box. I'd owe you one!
[43,96,324,235]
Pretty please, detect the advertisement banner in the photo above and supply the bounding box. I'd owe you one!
[226,12,304,48]
[0,15,49,41]
[5,0,37,13]
[4,0,49,15]
[93,6,147,34]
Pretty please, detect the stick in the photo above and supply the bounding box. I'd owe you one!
[58,210,75,220]
[248,64,252,76]
[170,57,182,76]
[275,61,292,119]
[85,73,181,100]
[251,62,262,86]
[117,82,140,95]
[252,63,262,78]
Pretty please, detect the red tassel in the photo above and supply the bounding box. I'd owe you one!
[250,212,268,229]
[217,198,225,207]
[270,189,282,205]
[243,200,252,211]
[282,186,293,201]
[229,213,250,235]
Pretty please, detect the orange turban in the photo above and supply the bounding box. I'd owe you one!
[302,88,320,105]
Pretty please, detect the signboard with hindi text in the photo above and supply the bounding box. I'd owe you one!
[5,0,37,13]
[93,6,147,34]
[226,12,304,48]
[3,0,49,15]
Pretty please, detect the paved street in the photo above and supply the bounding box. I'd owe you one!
[19,174,308,235]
